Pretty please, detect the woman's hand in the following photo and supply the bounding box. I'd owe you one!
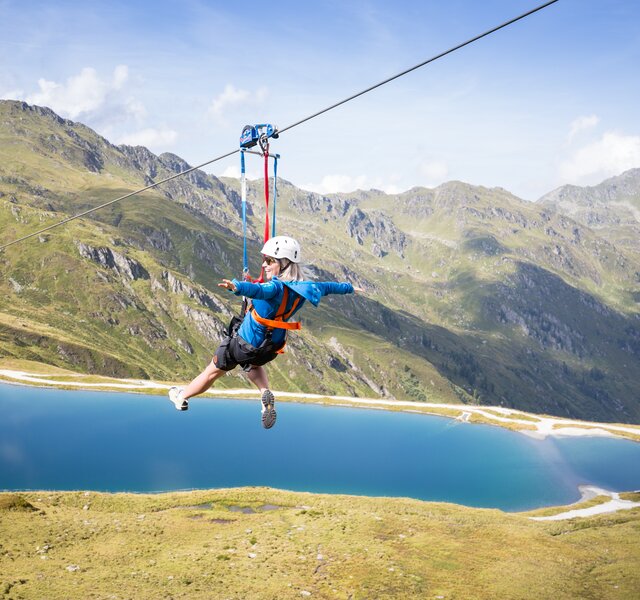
[353,286,365,295]
[218,279,237,292]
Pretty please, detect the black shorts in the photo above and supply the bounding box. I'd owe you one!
[213,335,282,371]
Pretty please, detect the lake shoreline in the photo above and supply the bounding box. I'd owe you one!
[3,368,640,519]
[2,483,639,522]
[2,366,639,443]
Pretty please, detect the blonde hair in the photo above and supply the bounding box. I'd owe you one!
[278,259,310,282]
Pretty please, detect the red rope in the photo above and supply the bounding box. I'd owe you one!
[263,146,270,244]
[255,143,270,283]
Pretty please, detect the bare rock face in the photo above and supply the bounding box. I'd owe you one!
[161,271,229,314]
[179,304,224,341]
[538,168,640,240]
[289,191,352,219]
[346,208,407,257]
[76,242,149,280]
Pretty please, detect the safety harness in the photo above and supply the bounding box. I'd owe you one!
[233,286,302,356]
[251,286,302,331]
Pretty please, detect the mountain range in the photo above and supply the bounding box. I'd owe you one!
[1,99,639,423]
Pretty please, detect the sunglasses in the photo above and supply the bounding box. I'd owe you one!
[263,256,278,265]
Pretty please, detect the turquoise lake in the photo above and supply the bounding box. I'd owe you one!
[1,383,639,511]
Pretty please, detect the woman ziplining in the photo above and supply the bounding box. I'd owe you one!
[169,125,363,428]
[168,235,363,428]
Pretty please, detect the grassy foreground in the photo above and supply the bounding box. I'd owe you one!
[1,488,639,599]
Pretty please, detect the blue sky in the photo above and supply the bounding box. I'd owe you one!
[2,0,639,200]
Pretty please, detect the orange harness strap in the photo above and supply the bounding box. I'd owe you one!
[250,287,302,331]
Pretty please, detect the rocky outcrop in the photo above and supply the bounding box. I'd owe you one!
[289,192,352,220]
[118,145,159,180]
[539,168,640,209]
[76,242,149,280]
[130,225,174,252]
[159,152,216,191]
[346,208,407,258]
[538,169,640,248]
[179,304,224,342]
[161,271,229,315]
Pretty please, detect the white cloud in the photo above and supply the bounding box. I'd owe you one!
[210,84,249,116]
[301,174,369,194]
[208,83,268,123]
[116,128,178,150]
[220,165,240,178]
[1,88,25,100]
[212,164,262,180]
[419,160,449,186]
[568,114,599,142]
[112,65,129,90]
[123,97,147,121]
[299,173,406,195]
[7,65,135,121]
[559,131,640,185]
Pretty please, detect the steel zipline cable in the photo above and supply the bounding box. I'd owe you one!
[0,0,558,252]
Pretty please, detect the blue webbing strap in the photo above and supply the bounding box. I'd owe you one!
[240,149,248,273]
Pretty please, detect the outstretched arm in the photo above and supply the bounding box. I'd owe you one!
[218,278,279,300]
[315,282,363,296]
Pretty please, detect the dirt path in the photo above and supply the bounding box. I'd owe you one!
[530,486,640,521]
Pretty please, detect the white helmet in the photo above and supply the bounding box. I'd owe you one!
[261,235,301,263]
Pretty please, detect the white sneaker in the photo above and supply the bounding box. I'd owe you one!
[169,387,188,411]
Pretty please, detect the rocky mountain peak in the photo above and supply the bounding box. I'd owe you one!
[1,99,68,127]
[539,168,640,208]
[538,168,640,235]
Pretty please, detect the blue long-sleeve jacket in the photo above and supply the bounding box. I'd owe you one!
[231,277,354,348]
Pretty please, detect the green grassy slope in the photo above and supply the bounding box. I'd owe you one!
[1,489,638,599]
